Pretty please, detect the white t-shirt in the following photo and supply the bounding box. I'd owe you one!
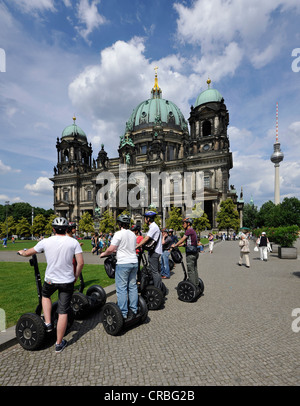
[147,222,162,255]
[34,235,83,283]
[110,229,138,265]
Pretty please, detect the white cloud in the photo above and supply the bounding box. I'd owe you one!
[0,160,21,174]
[25,177,53,195]
[75,0,107,42]
[174,0,300,73]
[10,0,56,14]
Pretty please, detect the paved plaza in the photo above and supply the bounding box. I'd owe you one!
[0,239,299,387]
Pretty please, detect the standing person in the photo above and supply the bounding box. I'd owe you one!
[18,217,84,353]
[172,218,199,287]
[131,224,143,281]
[256,231,269,261]
[100,215,138,320]
[168,229,178,245]
[238,233,250,268]
[92,232,99,254]
[136,211,163,289]
[161,228,173,279]
[208,232,214,253]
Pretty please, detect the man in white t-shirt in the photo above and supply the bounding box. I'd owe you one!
[18,217,84,353]
[136,211,163,289]
[100,214,138,320]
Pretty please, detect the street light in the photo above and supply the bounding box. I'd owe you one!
[5,201,9,239]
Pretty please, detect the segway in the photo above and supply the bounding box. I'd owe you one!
[15,254,74,351]
[138,250,166,310]
[70,271,107,320]
[171,247,204,302]
[102,296,148,336]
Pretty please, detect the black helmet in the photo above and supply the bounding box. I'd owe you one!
[131,224,141,232]
[183,217,193,225]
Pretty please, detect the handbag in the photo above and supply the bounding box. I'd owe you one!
[267,242,272,252]
[254,246,259,252]
[144,233,161,253]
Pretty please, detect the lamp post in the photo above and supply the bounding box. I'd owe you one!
[5,201,9,239]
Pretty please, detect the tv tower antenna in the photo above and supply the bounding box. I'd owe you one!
[270,102,284,204]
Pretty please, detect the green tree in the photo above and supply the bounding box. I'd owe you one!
[79,212,95,234]
[44,214,57,236]
[193,212,211,235]
[16,217,31,237]
[165,206,182,232]
[277,197,300,226]
[99,210,115,234]
[243,203,259,229]
[32,214,47,237]
[216,199,240,235]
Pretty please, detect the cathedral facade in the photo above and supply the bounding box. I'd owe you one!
[50,73,240,229]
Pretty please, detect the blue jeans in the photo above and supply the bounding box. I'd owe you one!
[161,250,170,278]
[115,263,138,318]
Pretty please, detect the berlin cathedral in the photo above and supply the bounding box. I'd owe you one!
[50,71,242,229]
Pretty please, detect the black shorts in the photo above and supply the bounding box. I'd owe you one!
[42,282,74,314]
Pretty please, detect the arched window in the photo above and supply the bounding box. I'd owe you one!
[202,120,211,137]
[64,150,69,162]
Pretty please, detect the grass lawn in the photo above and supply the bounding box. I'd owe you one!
[0,261,113,329]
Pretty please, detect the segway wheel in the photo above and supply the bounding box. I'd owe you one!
[51,301,74,334]
[198,278,205,295]
[142,286,164,310]
[138,295,148,323]
[86,285,107,308]
[177,281,196,302]
[102,303,124,336]
[70,292,90,319]
[16,313,45,351]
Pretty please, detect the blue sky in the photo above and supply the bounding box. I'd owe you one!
[1,0,300,210]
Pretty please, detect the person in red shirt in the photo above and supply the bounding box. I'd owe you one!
[172,218,199,287]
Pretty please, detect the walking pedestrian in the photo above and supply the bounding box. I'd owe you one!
[256,232,269,261]
[100,214,138,320]
[18,217,84,353]
[208,232,214,253]
[238,233,250,268]
[161,228,173,279]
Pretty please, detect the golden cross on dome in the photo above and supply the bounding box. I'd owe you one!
[154,66,158,76]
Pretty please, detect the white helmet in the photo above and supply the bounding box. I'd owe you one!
[52,217,68,228]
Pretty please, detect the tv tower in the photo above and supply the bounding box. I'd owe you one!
[270,102,284,205]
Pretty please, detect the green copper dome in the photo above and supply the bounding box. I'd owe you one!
[195,80,223,107]
[62,117,87,143]
[127,98,188,132]
[125,71,188,134]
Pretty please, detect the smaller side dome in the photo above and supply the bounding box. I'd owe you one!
[194,79,223,107]
[62,116,87,143]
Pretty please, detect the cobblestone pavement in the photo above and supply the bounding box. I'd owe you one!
[0,239,299,386]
